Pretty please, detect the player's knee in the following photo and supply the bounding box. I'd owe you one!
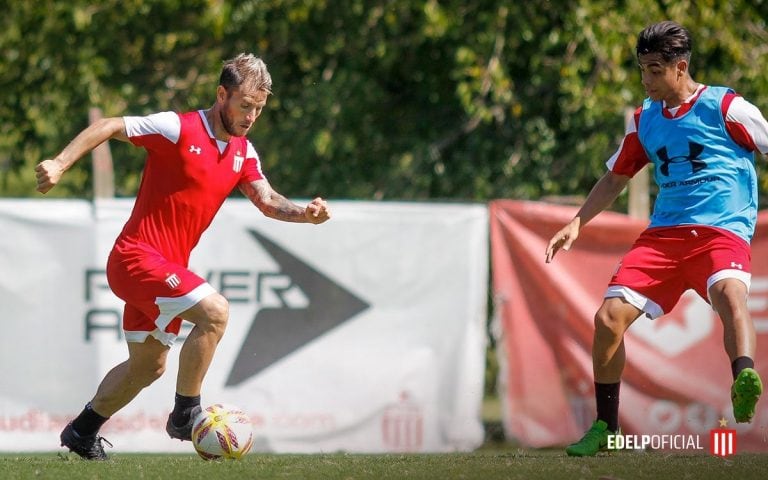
[713,287,748,317]
[144,364,167,385]
[202,293,229,336]
[131,359,167,387]
[594,310,625,338]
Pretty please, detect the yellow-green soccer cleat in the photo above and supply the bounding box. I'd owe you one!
[732,367,763,423]
[565,420,616,457]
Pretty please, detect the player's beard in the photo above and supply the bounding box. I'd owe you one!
[220,109,241,137]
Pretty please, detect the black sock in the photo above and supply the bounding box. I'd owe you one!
[731,356,755,380]
[171,393,201,426]
[595,382,620,433]
[71,402,109,437]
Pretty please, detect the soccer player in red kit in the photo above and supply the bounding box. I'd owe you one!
[35,53,330,460]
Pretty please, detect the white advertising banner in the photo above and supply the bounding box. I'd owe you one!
[0,199,487,453]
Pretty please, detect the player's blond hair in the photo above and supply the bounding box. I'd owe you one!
[220,53,272,95]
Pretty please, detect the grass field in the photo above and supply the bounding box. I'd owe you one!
[2,447,767,480]
[2,404,764,479]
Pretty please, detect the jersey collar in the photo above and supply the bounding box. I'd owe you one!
[662,84,707,118]
[197,110,229,153]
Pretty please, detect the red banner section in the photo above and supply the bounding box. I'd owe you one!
[491,200,768,451]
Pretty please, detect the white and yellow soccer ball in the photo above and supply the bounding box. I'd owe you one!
[191,403,254,460]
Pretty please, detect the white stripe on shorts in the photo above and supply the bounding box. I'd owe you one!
[124,283,216,346]
[604,285,665,319]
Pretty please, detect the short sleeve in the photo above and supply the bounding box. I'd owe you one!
[123,111,181,146]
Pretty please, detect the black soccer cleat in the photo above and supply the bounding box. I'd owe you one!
[166,405,202,441]
[60,422,112,460]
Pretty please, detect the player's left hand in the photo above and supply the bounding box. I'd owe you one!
[305,197,330,224]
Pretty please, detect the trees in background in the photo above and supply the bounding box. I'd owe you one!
[2,0,766,205]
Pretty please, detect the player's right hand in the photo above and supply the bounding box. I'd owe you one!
[305,197,331,224]
[35,158,64,194]
[545,219,580,263]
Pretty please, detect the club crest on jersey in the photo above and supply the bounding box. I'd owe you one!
[233,151,244,172]
[165,273,182,289]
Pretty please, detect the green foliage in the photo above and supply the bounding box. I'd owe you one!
[1,1,767,203]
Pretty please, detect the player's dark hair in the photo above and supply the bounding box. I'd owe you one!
[636,21,692,63]
[219,53,272,95]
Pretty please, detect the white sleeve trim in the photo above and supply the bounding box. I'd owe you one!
[606,137,625,171]
[246,140,264,177]
[726,97,768,154]
[123,111,181,144]
[605,115,637,170]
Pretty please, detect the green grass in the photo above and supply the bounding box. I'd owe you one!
[2,448,767,480]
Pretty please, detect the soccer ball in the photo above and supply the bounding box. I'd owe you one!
[191,403,254,460]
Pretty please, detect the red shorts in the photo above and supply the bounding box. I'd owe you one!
[106,239,214,345]
[608,226,751,316]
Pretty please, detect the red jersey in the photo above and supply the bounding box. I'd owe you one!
[119,110,265,265]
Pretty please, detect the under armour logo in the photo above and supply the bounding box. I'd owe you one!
[657,142,705,176]
[730,262,743,270]
[165,273,181,289]
[189,145,202,155]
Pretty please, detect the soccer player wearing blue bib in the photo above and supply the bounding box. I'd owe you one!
[545,21,768,456]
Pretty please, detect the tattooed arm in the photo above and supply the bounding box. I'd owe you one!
[240,179,330,224]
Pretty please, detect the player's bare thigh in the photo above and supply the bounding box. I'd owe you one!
[126,335,171,374]
[708,277,749,315]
